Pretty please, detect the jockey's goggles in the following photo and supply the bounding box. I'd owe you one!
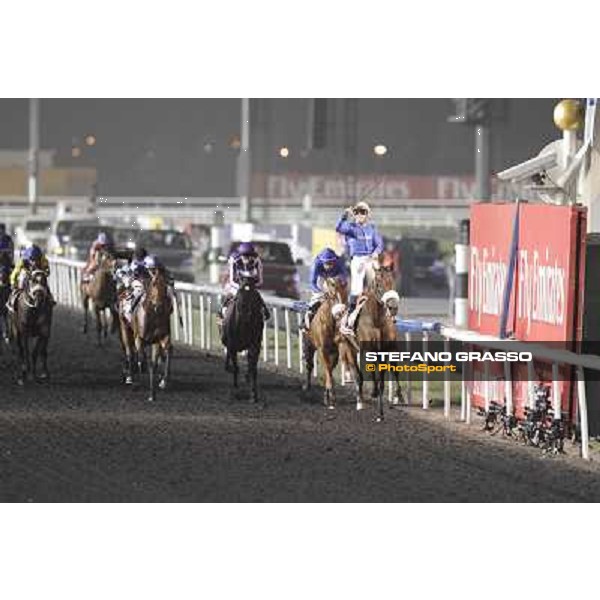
[323,260,336,269]
[353,208,368,215]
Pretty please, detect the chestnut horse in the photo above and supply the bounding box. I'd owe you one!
[131,269,173,402]
[340,259,402,421]
[303,277,348,409]
[80,251,118,345]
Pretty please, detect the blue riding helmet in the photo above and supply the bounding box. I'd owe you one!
[317,247,339,269]
[25,245,42,262]
[237,242,256,256]
[96,232,112,246]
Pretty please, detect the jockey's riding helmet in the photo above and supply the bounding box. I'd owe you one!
[143,254,160,270]
[237,242,256,256]
[25,245,42,262]
[353,201,371,215]
[319,247,338,267]
[96,232,109,245]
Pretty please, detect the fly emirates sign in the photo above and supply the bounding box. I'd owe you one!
[468,203,584,341]
[470,245,566,333]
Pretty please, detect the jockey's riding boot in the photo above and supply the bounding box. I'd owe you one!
[340,295,357,336]
[303,301,319,331]
[348,294,357,314]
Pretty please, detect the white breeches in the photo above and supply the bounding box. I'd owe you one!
[350,255,375,297]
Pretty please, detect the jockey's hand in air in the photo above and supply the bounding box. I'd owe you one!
[335,200,383,315]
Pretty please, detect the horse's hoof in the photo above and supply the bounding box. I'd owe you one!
[16,378,24,387]
[125,376,133,385]
[158,379,167,390]
[327,404,336,411]
[356,401,365,411]
[147,396,155,403]
[37,372,49,382]
[375,416,384,423]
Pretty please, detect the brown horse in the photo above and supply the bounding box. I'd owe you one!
[81,251,118,345]
[341,258,401,420]
[117,287,138,385]
[131,269,172,402]
[9,269,53,385]
[221,277,265,403]
[303,277,348,408]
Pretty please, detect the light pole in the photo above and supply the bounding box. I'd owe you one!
[28,98,40,215]
[237,98,252,222]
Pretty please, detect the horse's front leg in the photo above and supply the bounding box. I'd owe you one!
[147,342,158,402]
[123,338,134,385]
[15,333,26,386]
[247,345,260,403]
[302,336,314,392]
[82,291,89,334]
[158,342,172,390]
[231,350,239,389]
[23,334,31,383]
[110,305,119,334]
[320,348,336,409]
[95,307,103,346]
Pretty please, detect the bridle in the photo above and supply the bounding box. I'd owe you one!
[24,269,49,309]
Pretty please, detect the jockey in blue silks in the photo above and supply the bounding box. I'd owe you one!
[335,200,383,316]
[303,247,348,329]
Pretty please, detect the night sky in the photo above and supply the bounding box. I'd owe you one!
[0,98,561,196]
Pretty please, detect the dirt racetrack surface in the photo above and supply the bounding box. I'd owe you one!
[1,307,600,502]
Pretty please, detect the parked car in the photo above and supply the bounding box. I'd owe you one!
[113,226,141,250]
[15,217,53,251]
[215,240,301,299]
[66,224,115,261]
[403,237,447,288]
[135,229,195,283]
[48,217,99,256]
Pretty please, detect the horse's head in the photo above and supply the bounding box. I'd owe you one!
[323,277,348,304]
[146,268,169,309]
[98,251,116,272]
[370,258,396,299]
[26,269,50,308]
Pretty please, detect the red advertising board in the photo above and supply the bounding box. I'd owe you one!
[468,203,586,343]
[467,202,587,420]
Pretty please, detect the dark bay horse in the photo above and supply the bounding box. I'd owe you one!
[342,259,401,420]
[221,277,264,403]
[131,269,173,402]
[0,265,11,349]
[303,277,348,408]
[81,251,118,345]
[9,269,53,385]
